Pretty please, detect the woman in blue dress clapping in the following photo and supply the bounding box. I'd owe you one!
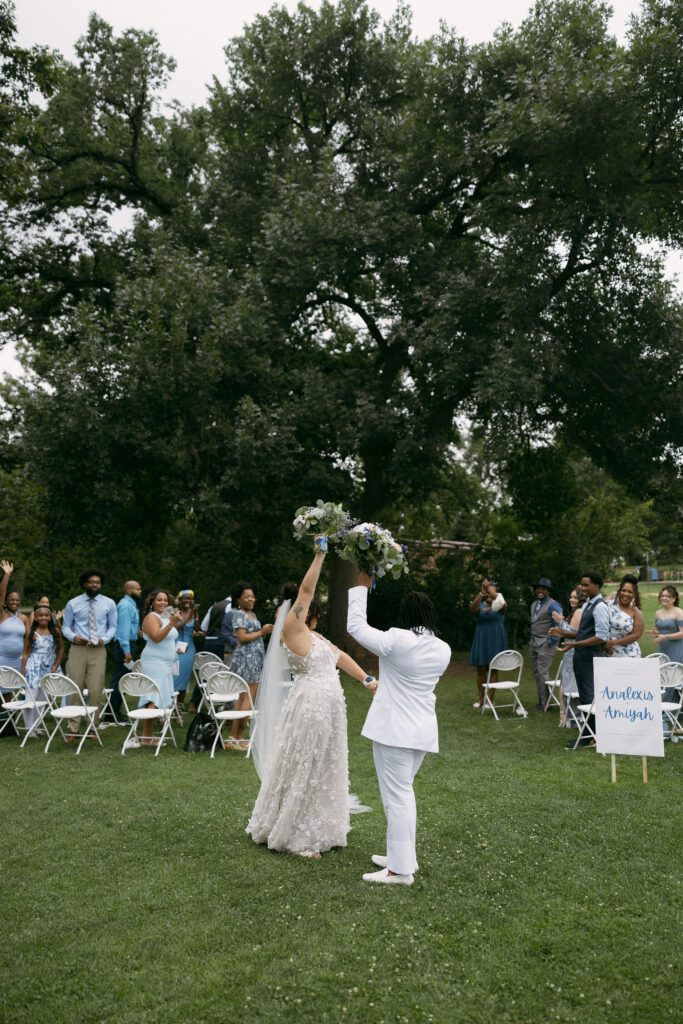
[139,590,192,747]
[469,577,508,709]
[172,589,202,717]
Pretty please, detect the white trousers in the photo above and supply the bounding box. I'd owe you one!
[372,741,426,875]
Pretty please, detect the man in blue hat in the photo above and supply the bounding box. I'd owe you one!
[529,578,563,711]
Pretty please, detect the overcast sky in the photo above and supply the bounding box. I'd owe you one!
[1,1,679,376]
[15,0,647,108]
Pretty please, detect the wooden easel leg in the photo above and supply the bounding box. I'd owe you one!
[642,756,648,784]
[611,754,616,783]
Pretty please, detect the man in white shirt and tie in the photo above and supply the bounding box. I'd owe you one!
[62,569,117,735]
[347,573,451,885]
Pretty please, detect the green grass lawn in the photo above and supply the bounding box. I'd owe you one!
[1,652,680,1024]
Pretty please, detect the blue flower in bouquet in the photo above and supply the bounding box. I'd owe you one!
[292,500,351,543]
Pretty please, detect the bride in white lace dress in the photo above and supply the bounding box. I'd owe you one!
[246,537,376,858]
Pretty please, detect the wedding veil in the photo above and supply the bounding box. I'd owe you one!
[251,599,292,781]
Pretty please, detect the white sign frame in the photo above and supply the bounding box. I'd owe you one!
[594,658,664,758]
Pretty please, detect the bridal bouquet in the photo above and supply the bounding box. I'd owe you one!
[292,500,351,543]
[338,522,409,579]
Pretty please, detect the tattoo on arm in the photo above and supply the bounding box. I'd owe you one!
[294,603,304,620]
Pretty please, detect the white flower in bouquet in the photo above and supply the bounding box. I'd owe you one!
[292,500,351,542]
[338,522,409,579]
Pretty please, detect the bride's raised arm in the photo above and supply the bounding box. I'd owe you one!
[283,537,326,649]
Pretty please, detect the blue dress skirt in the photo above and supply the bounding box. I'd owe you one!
[172,622,196,693]
[469,605,508,667]
[655,617,683,663]
[230,611,266,686]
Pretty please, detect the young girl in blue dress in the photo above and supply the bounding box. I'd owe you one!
[20,605,63,736]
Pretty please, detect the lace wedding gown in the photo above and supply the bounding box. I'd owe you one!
[246,632,350,855]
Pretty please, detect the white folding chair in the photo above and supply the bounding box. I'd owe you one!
[0,667,49,745]
[195,660,225,714]
[563,680,582,729]
[192,652,225,713]
[119,672,177,756]
[569,699,596,748]
[482,650,526,720]
[544,657,563,710]
[100,687,120,727]
[42,673,103,754]
[645,652,670,665]
[659,662,683,741]
[202,670,254,758]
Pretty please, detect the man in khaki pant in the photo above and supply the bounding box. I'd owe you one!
[61,569,117,736]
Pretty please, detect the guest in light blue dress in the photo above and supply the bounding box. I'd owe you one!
[648,585,683,664]
[0,560,27,680]
[228,582,274,748]
[138,590,192,746]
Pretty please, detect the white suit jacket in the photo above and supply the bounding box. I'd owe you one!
[347,586,451,753]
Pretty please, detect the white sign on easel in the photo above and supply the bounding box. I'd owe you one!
[594,658,663,781]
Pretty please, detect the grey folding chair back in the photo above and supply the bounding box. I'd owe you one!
[482,650,526,720]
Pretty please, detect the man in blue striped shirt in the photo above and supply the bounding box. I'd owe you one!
[62,569,117,735]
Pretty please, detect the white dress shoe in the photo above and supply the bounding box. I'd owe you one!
[362,867,414,885]
[371,854,418,871]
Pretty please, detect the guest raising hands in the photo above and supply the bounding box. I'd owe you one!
[469,578,507,709]
[0,561,28,673]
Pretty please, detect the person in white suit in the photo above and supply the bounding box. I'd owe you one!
[347,572,452,885]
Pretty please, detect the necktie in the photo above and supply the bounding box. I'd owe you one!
[89,599,97,644]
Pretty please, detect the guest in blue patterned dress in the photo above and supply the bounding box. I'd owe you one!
[469,578,507,709]
[647,586,683,664]
[605,578,644,658]
[228,582,274,749]
[0,561,28,683]
[20,606,63,735]
[172,589,202,714]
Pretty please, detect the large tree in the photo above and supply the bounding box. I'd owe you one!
[1,0,681,626]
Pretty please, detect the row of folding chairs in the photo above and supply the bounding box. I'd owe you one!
[0,651,256,757]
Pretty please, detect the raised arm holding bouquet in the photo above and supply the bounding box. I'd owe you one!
[292,500,350,547]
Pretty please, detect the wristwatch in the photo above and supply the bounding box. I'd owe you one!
[363,675,375,688]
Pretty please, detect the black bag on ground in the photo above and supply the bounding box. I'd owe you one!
[183,712,218,752]
[0,705,18,738]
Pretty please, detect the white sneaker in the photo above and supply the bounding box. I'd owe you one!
[123,737,141,749]
[371,854,419,871]
[362,868,414,885]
